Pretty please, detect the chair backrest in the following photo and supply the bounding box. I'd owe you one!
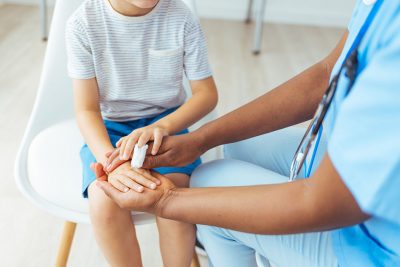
[14,0,85,214]
[29,0,83,137]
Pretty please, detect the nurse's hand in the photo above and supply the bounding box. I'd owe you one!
[95,164,176,213]
[142,133,205,169]
[105,132,205,172]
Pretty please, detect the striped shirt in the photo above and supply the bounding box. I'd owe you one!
[65,0,212,121]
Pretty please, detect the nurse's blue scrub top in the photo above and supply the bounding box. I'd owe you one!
[324,0,400,266]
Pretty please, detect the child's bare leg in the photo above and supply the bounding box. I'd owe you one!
[157,173,196,267]
[88,183,143,267]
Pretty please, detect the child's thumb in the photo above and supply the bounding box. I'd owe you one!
[91,162,108,181]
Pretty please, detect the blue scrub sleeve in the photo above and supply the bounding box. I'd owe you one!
[347,0,363,30]
[327,23,400,225]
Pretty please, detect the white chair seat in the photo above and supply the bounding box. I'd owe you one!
[27,119,154,224]
[28,119,88,213]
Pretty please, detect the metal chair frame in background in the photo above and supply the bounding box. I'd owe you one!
[246,0,267,54]
[40,0,47,41]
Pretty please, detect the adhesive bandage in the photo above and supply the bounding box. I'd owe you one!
[131,144,148,169]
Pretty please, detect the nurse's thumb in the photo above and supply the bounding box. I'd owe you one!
[142,154,169,169]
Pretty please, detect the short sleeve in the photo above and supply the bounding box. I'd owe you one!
[328,29,400,224]
[347,0,363,30]
[183,14,212,81]
[65,18,95,79]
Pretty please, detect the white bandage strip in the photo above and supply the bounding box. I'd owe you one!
[131,144,148,169]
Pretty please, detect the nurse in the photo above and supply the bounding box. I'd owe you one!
[98,0,400,266]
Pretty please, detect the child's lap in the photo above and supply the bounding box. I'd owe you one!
[80,108,201,198]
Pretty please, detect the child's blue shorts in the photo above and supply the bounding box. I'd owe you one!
[80,107,201,198]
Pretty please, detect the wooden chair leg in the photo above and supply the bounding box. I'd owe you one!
[191,251,201,267]
[54,221,77,267]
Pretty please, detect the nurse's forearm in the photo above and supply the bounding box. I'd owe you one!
[196,32,348,151]
[159,154,368,234]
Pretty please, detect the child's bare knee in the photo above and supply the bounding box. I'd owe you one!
[88,183,126,225]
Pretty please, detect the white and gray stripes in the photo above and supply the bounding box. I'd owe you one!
[65,0,212,121]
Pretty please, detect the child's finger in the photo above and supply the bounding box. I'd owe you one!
[106,147,118,162]
[119,175,145,193]
[107,157,126,172]
[106,149,118,168]
[134,168,161,185]
[124,169,157,190]
[106,158,126,173]
[123,132,141,160]
[116,137,124,148]
[109,177,130,193]
[93,162,107,181]
[151,130,164,155]
[119,138,128,159]
[137,132,151,148]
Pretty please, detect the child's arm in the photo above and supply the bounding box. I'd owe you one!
[109,13,217,164]
[73,78,114,165]
[156,77,218,136]
[116,76,218,160]
[73,78,159,191]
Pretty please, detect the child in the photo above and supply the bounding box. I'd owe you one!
[65,0,218,266]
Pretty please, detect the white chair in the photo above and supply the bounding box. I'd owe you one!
[16,0,218,266]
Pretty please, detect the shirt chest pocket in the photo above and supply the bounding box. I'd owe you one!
[148,47,184,83]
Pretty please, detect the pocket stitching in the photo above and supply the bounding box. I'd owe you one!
[148,47,183,57]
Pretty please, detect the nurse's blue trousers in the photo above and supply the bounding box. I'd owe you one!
[190,127,338,267]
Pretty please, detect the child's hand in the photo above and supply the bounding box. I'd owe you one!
[117,125,168,160]
[104,149,127,173]
[108,162,161,193]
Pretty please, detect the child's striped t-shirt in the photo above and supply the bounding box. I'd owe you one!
[66,0,212,121]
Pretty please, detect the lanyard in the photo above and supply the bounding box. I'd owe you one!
[343,0,383,65]
[289,0,384,181]
[339,0,384,97]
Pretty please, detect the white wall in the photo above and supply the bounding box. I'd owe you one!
[4,0,356,27]
[195,0,356,27]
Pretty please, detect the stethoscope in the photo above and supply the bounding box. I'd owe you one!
[288,0,383,181]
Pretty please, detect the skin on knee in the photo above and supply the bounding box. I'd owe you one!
[88,182,143,267]
[157,173,196,267]
[89,183,129,225]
